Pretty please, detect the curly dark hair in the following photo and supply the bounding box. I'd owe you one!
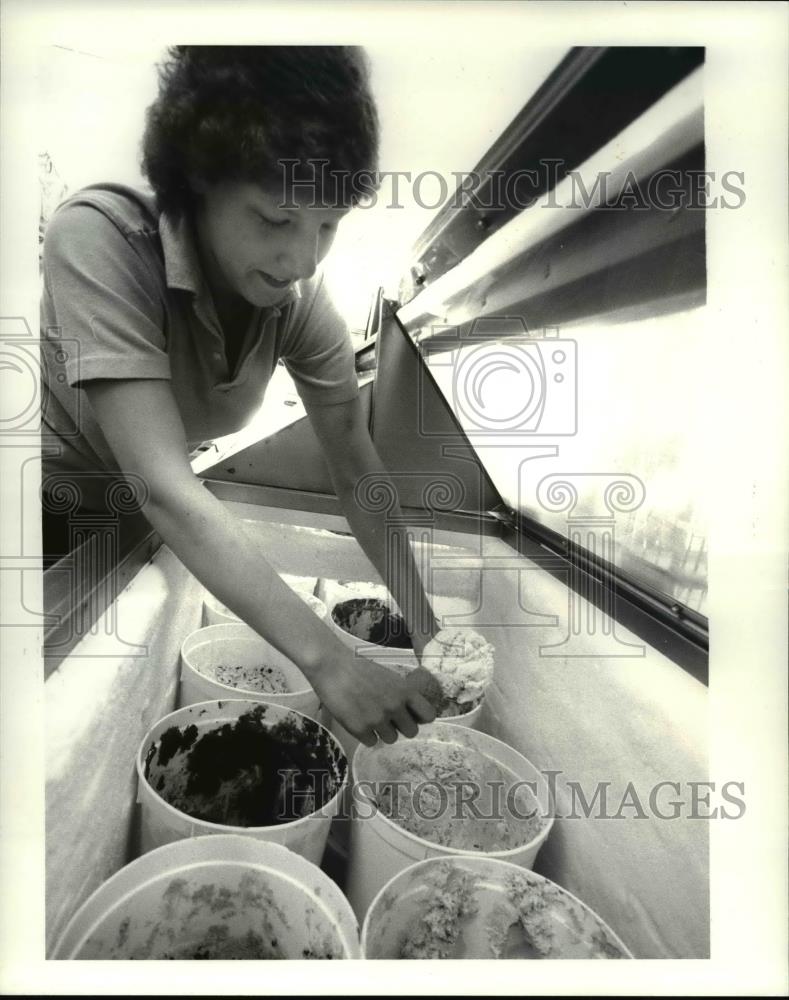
[141,45,380,219]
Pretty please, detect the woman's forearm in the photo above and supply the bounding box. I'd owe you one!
[336,472,440,655]
[144,478,437,741]
[143,479,346,677]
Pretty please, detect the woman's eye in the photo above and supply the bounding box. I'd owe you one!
[256,213,288,228]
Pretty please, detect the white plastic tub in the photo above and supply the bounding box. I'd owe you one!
[327,594,418,666]
[136,700,347,866]
[345,721,553,920]
[179,623,320,717]
[361,856,632,959]
[52,835,360,959]
[325,660,484,865]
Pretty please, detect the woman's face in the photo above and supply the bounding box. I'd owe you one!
[192,179,349,308]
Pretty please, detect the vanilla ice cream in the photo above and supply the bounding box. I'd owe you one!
[421,628,495,704]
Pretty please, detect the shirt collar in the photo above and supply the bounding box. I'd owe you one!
[160,210,202,294]
[159,210,302,307]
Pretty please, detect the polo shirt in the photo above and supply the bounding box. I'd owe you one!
[40,183,359,511]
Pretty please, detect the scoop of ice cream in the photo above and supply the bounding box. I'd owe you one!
[421,628,495,704]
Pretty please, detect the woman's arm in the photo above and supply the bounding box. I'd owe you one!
[83,377,435,745]
[303,395,441,655]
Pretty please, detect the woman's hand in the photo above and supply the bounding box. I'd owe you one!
[403,664,447,713]
[313,649,436,748]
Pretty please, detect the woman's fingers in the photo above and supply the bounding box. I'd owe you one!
[373,719,400,745]
[347,709,420,748]
[405,667,442,716]
[356,726,379,749]
[391,707,419,740]
[407,690,437,725]
[320,655,437,746]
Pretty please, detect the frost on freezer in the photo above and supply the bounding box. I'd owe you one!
[204,574,326,625]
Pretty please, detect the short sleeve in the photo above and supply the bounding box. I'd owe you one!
[41,201,170,388]
[279,274,360,406]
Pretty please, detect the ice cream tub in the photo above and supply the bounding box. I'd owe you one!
[327,594,419,666]
[325,660,484,864]
[52,835,360,959]
[362,856,632,959]
[136,700,348,865]
[345,722,553,920]
[178,623,320,717]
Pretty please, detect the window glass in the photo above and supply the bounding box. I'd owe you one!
[418,305,709,614]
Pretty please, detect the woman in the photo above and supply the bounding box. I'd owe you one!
[40,45,438,745]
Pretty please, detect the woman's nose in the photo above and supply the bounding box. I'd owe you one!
[281,230,320,282]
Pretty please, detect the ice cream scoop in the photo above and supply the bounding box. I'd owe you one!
[420,628,495,705]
